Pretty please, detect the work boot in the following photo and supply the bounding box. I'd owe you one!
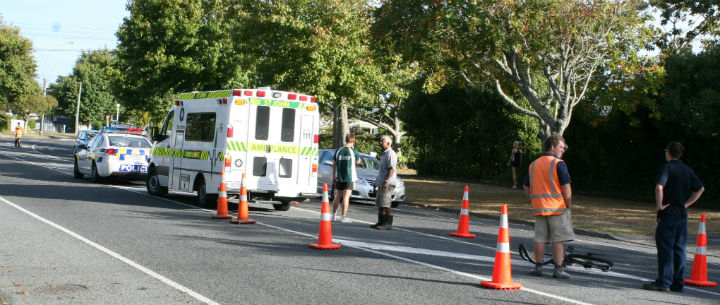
[552,265,570,279]
[377,215,393,230]
[529,264,543,276]
[370,214,384,228]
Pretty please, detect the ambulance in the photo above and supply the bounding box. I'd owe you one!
[146,87,320,211]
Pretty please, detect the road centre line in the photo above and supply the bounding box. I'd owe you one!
[6,144,720,298]
[0,195,220,305]
[291,206,498,251]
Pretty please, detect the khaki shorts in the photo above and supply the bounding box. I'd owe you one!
[374,185,395,208]
[534,210,574,243]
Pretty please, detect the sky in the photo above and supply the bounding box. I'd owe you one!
[0,0,129,89]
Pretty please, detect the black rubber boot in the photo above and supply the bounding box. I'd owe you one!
[370,214,385,228]
[377,215,393,230]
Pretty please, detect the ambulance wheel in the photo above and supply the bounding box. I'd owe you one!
[273,201,292,211]
[73,158,84,179]
[146,167,167,196]
[91,163,102,183]
[195,176,217,208]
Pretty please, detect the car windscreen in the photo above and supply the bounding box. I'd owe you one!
[358,156,379,170]
[108,136,152,148]
[86,132,99,141]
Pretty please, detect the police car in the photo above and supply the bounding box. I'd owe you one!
[74,127,153,182]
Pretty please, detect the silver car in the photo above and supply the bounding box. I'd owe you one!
[317,149,406,207]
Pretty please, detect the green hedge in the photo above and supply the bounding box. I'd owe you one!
[0,113,9,132]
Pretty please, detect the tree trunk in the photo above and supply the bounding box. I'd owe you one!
[332,102,350,149]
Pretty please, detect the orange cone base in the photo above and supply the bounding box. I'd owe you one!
[212,215,233,219]
[480,281,522,290]
[684,279,717,287]
[309,243,341,250]
[231,218,256,224]
[450,232,476,238]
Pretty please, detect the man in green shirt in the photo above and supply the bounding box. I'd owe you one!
[332,133,362,223]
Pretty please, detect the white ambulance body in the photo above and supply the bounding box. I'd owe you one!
[147,88,320,210]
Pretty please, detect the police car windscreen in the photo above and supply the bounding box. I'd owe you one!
[108,136,152,148]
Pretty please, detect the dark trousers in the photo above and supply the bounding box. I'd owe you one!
[654,205,687,289]
[14,138,21,147]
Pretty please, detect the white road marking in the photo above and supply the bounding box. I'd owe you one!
[0,195,220,305]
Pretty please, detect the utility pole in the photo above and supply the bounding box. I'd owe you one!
[75,82,82,135]
[41,78,47,136]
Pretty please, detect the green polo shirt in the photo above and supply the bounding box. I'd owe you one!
[334,147,360,183]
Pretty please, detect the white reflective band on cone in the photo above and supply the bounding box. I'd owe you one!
[321,213,332,221]
[240,195,247,201]
[696,246,707,255]
[461,208,469,215]
[500,215,508,228]
[219,191,227,197]
[463,192,468,200]
[699,222,706,234]
[497,242,510,253]
[322,192,329,202]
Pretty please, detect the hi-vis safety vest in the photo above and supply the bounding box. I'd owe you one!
[15,127,23,139]
[529,155,567,216]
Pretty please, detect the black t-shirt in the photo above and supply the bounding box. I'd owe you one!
[655,160,703,206]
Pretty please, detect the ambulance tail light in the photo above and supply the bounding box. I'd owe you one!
[105,148,116,155]
[225,157,232,168]
[288,93,297,100]
[227,125,233,137]
[175,100,180,106]
[218,98,227,104]
[312,163,318,173]
[314,134,319,144]
[311,97,316,103]
[232,89,242,96]
[256,90,266,97]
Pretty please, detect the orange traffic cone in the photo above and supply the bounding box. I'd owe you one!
[451,185,476,238]
[231,185,255,224]
[684,214,717,287]
[309,184,341,250]
[481,204,522,290]
[212,169,232,219]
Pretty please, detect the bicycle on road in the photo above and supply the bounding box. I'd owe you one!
[518,243,614,272]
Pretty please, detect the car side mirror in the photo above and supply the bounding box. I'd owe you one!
[323,160,333,166]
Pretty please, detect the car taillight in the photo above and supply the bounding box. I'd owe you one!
[227,126,233,137]
[314,135,319,144]
[105,148,116,155]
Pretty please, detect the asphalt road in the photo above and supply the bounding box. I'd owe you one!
[0,137,718,305]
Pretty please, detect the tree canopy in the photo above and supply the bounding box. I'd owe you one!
[0,20,39,111]
[375,0,654,139]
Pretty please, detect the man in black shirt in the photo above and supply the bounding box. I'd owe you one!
[643,141,704,292]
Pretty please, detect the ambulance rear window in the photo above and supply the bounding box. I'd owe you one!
[281,108,295,142]
[255,106,270,140]
[253,157,267,176]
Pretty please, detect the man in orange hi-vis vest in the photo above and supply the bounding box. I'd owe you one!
[14,122,25,148]
[523,134,573,279]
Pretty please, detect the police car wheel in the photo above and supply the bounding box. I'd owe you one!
[73,159,84,179]
[91,163,102,183]
[391,201,400,208]
[273,201,292,211]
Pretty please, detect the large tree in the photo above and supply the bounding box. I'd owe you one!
[0,20,39,111]
[52,49,118,128]
[115,0,252,122]
[236,0,385,148]
[375,0,653,139]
